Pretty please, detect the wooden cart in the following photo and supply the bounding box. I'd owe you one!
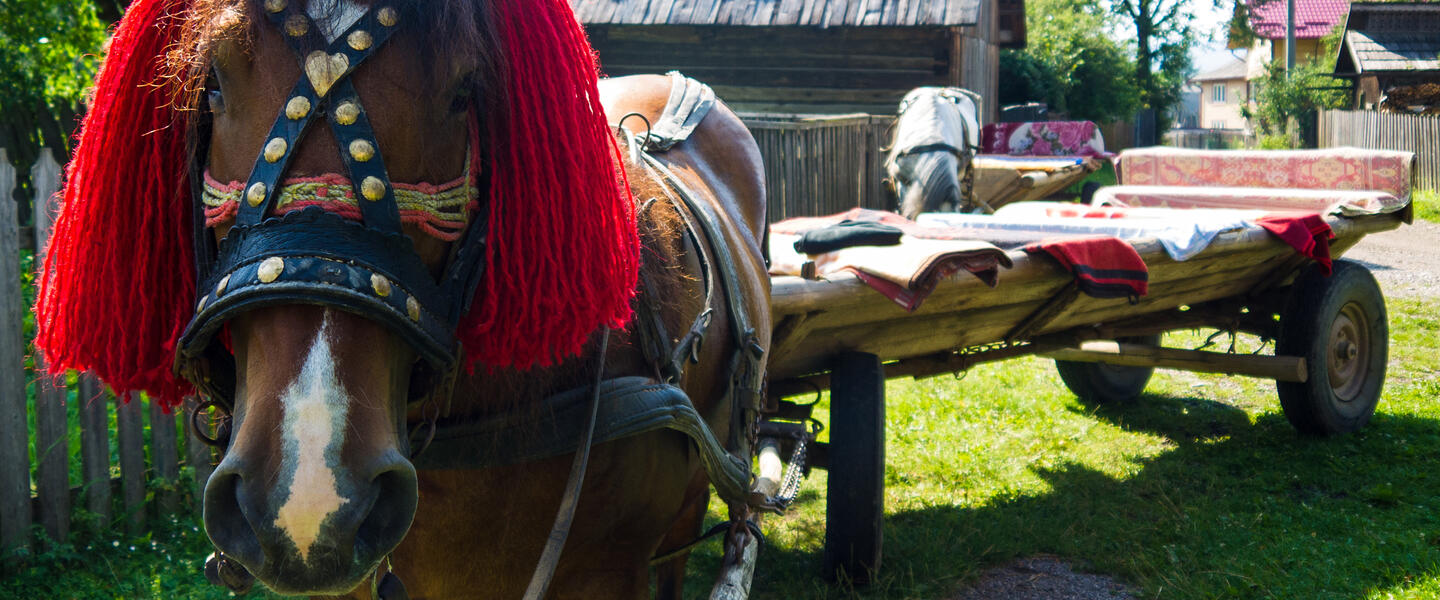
[759,206,1409,583]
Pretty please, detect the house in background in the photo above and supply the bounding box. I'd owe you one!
[1192,58,1250,132]
[1332,2,1440,111]
[1172,83,1201,129]
[570,0,1025,121]
[1239,0,1349,79]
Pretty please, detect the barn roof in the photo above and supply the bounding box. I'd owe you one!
[1247,0,1348,40]
[1333,2,1440,75]
[570,0,982,27]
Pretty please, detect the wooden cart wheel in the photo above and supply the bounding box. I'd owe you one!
[823,351,885,585]
[1054,334,1162,403]
[1276,260,1387,435]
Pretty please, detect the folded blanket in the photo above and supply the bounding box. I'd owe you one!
[769,209,1013,311]
[1254,212,1334,275]
[920,210,1250,262]
[793,220,903,254]
[1093,184,1408,216]
[1024,236,1148,298]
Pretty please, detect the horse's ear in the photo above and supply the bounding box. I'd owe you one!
[34,0,196,407]
[458,0,639,369]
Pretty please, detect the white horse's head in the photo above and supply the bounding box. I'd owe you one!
[886,87,982,218]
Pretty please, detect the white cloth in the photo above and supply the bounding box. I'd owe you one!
[918,207,1256,262]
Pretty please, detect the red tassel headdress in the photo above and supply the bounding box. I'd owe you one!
[35,0,637,408]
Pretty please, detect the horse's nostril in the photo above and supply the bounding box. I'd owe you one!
[203,469,265,572]
[356,461,418,561]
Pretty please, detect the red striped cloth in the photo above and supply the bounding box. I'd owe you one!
[1024,236,1148,298]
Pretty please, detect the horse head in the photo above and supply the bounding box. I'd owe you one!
[886,86,982,218]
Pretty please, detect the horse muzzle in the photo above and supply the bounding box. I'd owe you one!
[203,446,418,595]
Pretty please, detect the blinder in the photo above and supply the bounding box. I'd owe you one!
[177,1,488,410]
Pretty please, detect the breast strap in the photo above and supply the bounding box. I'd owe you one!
[410,377,753,506]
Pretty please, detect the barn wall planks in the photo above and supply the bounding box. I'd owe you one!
[589,25,995,117]
[1319,109,1439,191]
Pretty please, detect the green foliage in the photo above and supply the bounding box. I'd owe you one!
[1109,0,1205,134]
[0,0,106,112]
[998,0,1142,123]
[1244,58,1349,144]
[1415,190,1440,224]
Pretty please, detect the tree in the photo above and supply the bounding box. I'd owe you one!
[1242,22,1348,146]
[0,0,108,162]
[998,0,1142,124]
[1108,0,1206,130]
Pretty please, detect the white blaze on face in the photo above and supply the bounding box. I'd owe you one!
[273,313,351,563]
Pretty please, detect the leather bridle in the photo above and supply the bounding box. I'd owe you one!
[177,1,488,416]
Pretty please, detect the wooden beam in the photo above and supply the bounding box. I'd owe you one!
[1041,341,1308,382]
[0,148,31,554]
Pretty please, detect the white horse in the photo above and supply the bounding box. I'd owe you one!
[885,87,982,219]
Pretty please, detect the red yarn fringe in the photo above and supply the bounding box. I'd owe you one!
[458,0,638,369]
[33,0,196,409]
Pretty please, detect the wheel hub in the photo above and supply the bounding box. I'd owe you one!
[1326,301,1371,402]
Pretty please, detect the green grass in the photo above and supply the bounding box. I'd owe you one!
[9,296,1439,599]
[1415,190,1439,224]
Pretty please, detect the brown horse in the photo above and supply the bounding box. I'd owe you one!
[187,1,769,597]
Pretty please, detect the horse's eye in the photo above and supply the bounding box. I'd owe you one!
[449,79,473,114]
[208,89,226,115]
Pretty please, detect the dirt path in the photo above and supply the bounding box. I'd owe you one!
[1338,220,1440,299]
[947,220,1440,599]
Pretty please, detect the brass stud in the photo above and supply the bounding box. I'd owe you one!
[377,6,399,27]
[196,296,208,312]
[215,274,231,295]
[347,30,373,51]
[406,296,421,322]
[263,137,288,163]
[264,0,286,12]
[246,182,267,207]
[257,257,285,283]
[285,96,311,120]
[361,176,386,201]
[349,139,375,162]
[370,273,392,297]
[334,101,360,126]
[285,14,309,37]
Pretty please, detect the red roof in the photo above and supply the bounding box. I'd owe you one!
[1249,0,1349,39]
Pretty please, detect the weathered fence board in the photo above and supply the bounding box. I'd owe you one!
[117,393,146,534]
[30,149,70,543]
[1320,109,1439,191]
[149,400,180,514]
[0,148,31,553]
[741,113,894,222]
[78,378,112,529]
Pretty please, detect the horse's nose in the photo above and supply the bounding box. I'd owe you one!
[203,450,418,594]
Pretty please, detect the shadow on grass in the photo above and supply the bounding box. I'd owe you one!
[749,391,1440,599]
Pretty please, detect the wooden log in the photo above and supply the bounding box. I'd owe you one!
[149,398,180,514]
[0,148,31,553]
[78,377,113,529]
[118,393,147,534]
[31,149,69,544]
[753,439,783,499]
[709,519,761,600]
[1041,341,1308,382]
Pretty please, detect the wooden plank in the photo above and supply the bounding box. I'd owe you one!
[0,148,31,553]
[1042,341,1308,382]
[149,398,180,514]
[30,149,69,545]
[78,377,112,529]
[185,397,216,509]
[117,393,146,534]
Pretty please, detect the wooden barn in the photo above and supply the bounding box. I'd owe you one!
[570,0,1026,122]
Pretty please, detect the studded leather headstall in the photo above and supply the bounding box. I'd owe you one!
[177,1,488,411]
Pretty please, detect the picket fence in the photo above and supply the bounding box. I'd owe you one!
[1319,109,1440,190]
[0,148,215,555]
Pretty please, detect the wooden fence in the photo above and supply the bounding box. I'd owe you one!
[1319,109,1440,190]
[0,148,214,555]
[741,113,895,222]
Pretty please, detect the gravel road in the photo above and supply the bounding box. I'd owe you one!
[946,219,1440,599]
